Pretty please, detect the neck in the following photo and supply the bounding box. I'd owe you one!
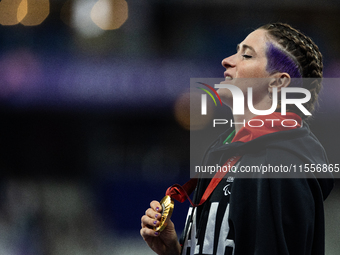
[233,110,257,134]
[232,94,273,133]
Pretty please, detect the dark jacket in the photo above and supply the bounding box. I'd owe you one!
[180,123,333,255]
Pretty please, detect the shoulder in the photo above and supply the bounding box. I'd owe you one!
[241,123,328,164]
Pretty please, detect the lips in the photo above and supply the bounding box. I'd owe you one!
[224,72,233,80]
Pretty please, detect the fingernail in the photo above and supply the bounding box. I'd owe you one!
[155,214,159,218]
[153,220,157,225]
[154,231,159,236]
[156,207,159,212]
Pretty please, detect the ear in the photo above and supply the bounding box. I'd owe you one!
[268,72,291,93]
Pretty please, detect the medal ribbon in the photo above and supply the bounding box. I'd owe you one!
[166,155,241,207]
[166,112,301,207]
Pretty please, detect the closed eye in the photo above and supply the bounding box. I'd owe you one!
[242,54,252,59]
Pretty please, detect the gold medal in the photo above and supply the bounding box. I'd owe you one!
[154,195,174,232]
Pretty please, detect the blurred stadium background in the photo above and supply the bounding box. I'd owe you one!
[0,0,339,254]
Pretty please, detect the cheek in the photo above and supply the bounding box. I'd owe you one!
[238,61,269,78]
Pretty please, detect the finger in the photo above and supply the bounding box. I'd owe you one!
[141,215,159,228]
[140,226,160,238]
[145,208,161,220]
[150,200,162,213]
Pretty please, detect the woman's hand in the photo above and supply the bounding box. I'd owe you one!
[140,200,181,255]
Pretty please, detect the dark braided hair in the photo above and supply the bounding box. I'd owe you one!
[259,23,323,119]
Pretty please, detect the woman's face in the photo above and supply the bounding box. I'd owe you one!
[219,29,272,107]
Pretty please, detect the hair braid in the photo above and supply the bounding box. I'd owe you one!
[259,23,323,119]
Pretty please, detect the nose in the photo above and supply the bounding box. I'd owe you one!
[221,54,236,69]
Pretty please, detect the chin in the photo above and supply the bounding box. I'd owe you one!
[219,79,234,85]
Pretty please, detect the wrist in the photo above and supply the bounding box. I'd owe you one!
[163,242,181,255]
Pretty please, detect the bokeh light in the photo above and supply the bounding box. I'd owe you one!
[91,0,128,30]
[17,0,28,23]
[19,0,50,26]
[62,0,128,38]
[72,0,105,37]
[0,0,49,26]
[0,0,22,25]
[0,48,42,98]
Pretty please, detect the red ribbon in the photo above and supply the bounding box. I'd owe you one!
[166,155,241,207]
[167,112,301,207]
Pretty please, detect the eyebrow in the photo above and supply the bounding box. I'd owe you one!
[236,44,256,53]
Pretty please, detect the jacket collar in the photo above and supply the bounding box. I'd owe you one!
[232,112,302,143]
